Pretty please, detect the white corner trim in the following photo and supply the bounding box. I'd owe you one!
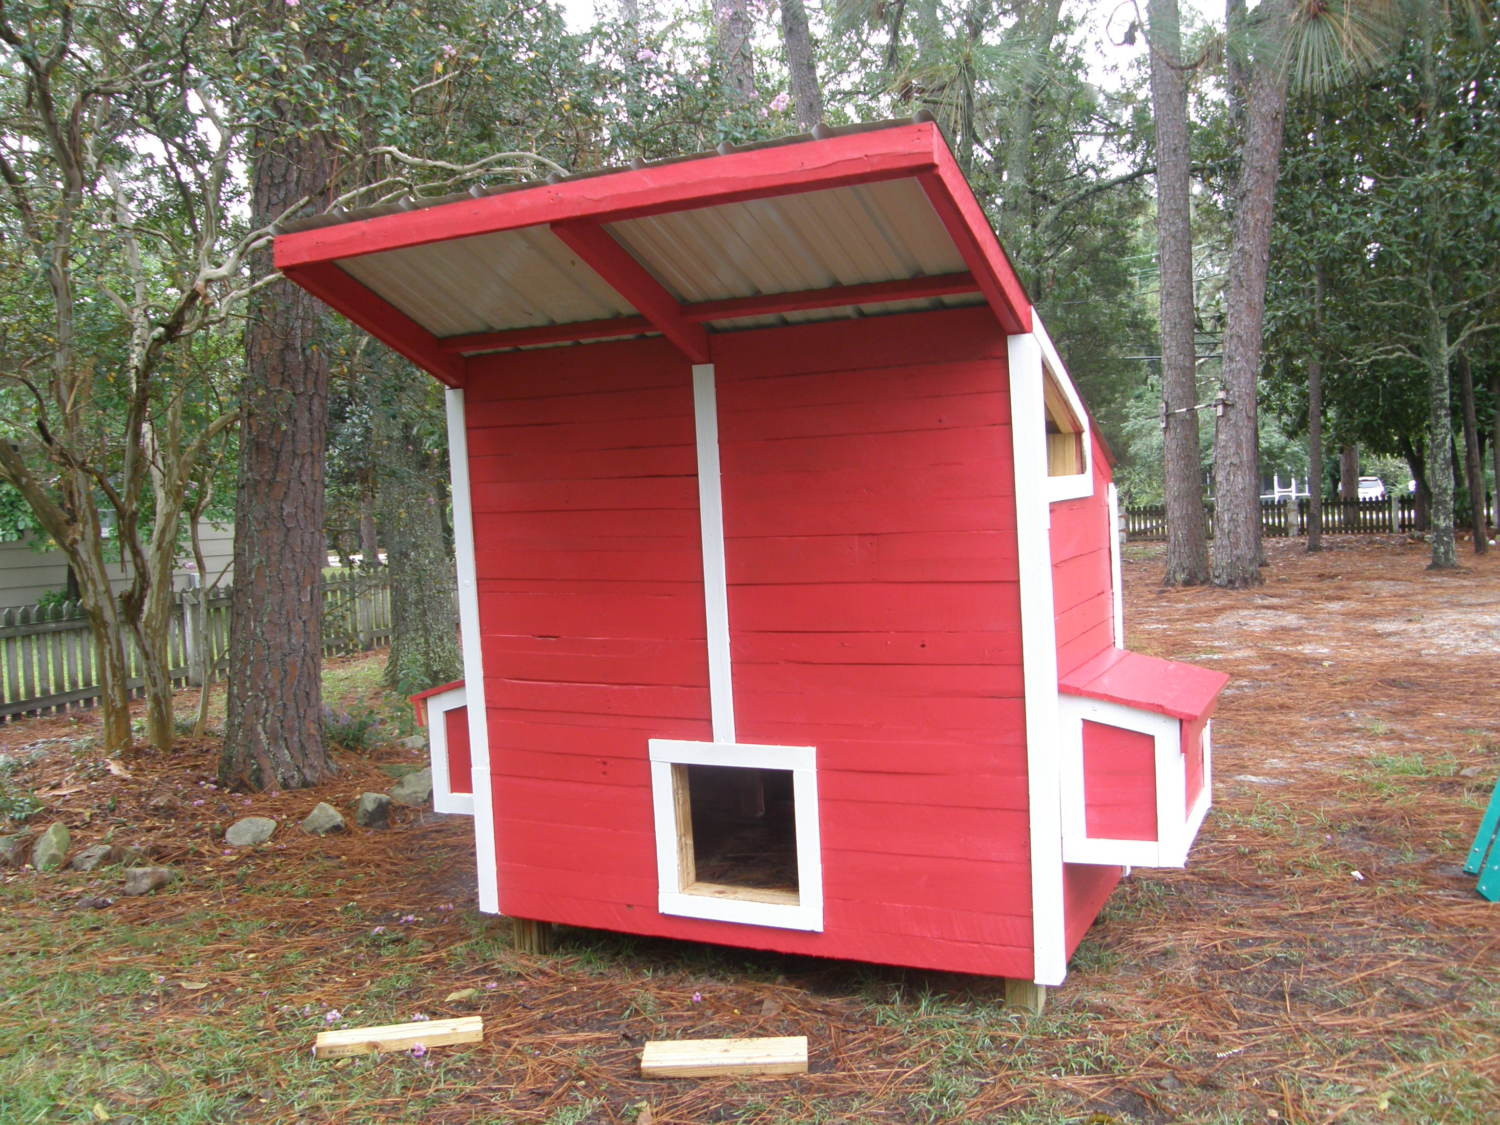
[692,364,736,745]
[1008,328,1067,986]
[1107,483,1124,648]
[421,685,475,817]
[1035,315,1094,504]
[648,739,823,932]
[445,387,499,914]
[1057,694,1207,869]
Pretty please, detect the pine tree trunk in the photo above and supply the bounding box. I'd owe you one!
[712,0,756,106]
[221,10,337,790]
[1457,352,1485,554]
[1149,0,1210,586]
[371,358,462,697]
[1422,302,1457,569]
[1491,365,1499,536]
[778,0,824,130]
[1339,444,1360,500]
[1306,263,1325,553]
[1211,2,1289,588]
[1000,0,1064,240]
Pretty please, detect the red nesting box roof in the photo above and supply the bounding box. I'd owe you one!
[274,119,1033,386]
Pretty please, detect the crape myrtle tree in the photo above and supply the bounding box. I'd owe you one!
[0,0,254,752]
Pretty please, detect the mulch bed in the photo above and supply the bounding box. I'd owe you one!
[2,536,1496,1123]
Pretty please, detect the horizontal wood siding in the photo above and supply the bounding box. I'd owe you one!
[1049,431,1115,678]
[717,311,1033,976]
[466,340,713,936]
[468,311,1044,977]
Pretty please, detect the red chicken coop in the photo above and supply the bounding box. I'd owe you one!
[277,119,1227,991]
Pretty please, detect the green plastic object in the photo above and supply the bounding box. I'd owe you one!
[1463,779,1500,902]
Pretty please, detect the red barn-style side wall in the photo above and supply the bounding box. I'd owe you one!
[464,310,1040,977]
[1049,430,1116,679]
[1055,431,1125,958]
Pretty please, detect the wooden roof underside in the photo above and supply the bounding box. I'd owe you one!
[274,120,1033,387]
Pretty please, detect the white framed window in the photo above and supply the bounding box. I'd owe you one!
[1034,321,1094,502]
[648,739,823,931]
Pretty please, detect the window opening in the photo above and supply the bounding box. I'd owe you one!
[1044,370,1085,477]
[674,764,799,905]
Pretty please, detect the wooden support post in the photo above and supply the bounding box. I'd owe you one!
[1003,978,1047,1016]
[511,918,556,954]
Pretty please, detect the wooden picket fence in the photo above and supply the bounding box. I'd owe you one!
[0,569,394,722]
[1123,496,1443,541]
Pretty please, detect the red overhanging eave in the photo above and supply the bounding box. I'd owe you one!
[273,122,950,272]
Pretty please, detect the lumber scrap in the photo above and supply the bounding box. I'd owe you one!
[639,1035,808,1078]
[313,1015,483,1059]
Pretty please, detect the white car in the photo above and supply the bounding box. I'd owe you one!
[1357,476,1387,500]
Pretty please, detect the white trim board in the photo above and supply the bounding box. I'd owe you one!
[648,739,824,932]
[1056,695,1211,869]
[445,387,500,914]
[692,364,736,745]
[420,684,475,817]
[1107,482,1125,648]
[1007,327,1068,986]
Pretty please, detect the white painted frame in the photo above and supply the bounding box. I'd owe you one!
[692,364,736,745]
[648,739,824,931]
[420,684,475,817]
[1057,695,1213,869]
[1007,327,1068,985]
[1107,483,1125,647]
[1035,319,1094,504]
[446,387,500,914]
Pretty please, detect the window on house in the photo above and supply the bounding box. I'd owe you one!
[648,740,823,931]
[1044,370,1085,478]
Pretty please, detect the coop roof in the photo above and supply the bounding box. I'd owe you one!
[274,118,1033,386]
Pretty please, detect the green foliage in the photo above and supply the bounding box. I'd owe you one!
[319,705,386,753]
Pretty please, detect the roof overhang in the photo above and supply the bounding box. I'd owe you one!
[274,119,1033,387]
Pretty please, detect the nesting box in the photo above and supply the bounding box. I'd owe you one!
[278,120,1227,988]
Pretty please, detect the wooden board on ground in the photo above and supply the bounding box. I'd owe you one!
[640,1035,808,1078]
[313,1015,483,1059]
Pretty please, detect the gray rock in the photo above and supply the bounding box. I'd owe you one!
[400,734,428,751]
[388,767,433,808]
[122,866,177,896]
[224,816,277,847]
[32,822,71,872]
[70,843,115,872]
[354,792,391,828]
[301,802,346,836]
[0,834,29,868]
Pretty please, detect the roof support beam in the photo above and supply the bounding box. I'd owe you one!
[439,315,654,356]
[918,166,1031,336]
[681,272,978,323]
[438,273,981,356]
[551,220,710,363]
[283,263,465,386]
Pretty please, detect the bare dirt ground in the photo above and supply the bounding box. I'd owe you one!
[0,535,1496,1124]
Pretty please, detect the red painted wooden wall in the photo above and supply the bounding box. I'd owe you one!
[463,307,1040,977]
[443,707,473,796]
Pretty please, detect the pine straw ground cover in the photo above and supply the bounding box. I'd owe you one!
[0,536,1496,1125]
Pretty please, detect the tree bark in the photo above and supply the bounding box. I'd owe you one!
[1457,351,1484,553]
[1492,364,1500,536]
[370,356,463,697]
[777,0,824,130]
[1211,0,1290,588]
[1306,262,1325,553]
[712,0,756,106]
[221,10,338,790]
[1339,443,1360,500]
[1149,0,1210,586]
[999,0,1065,243]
